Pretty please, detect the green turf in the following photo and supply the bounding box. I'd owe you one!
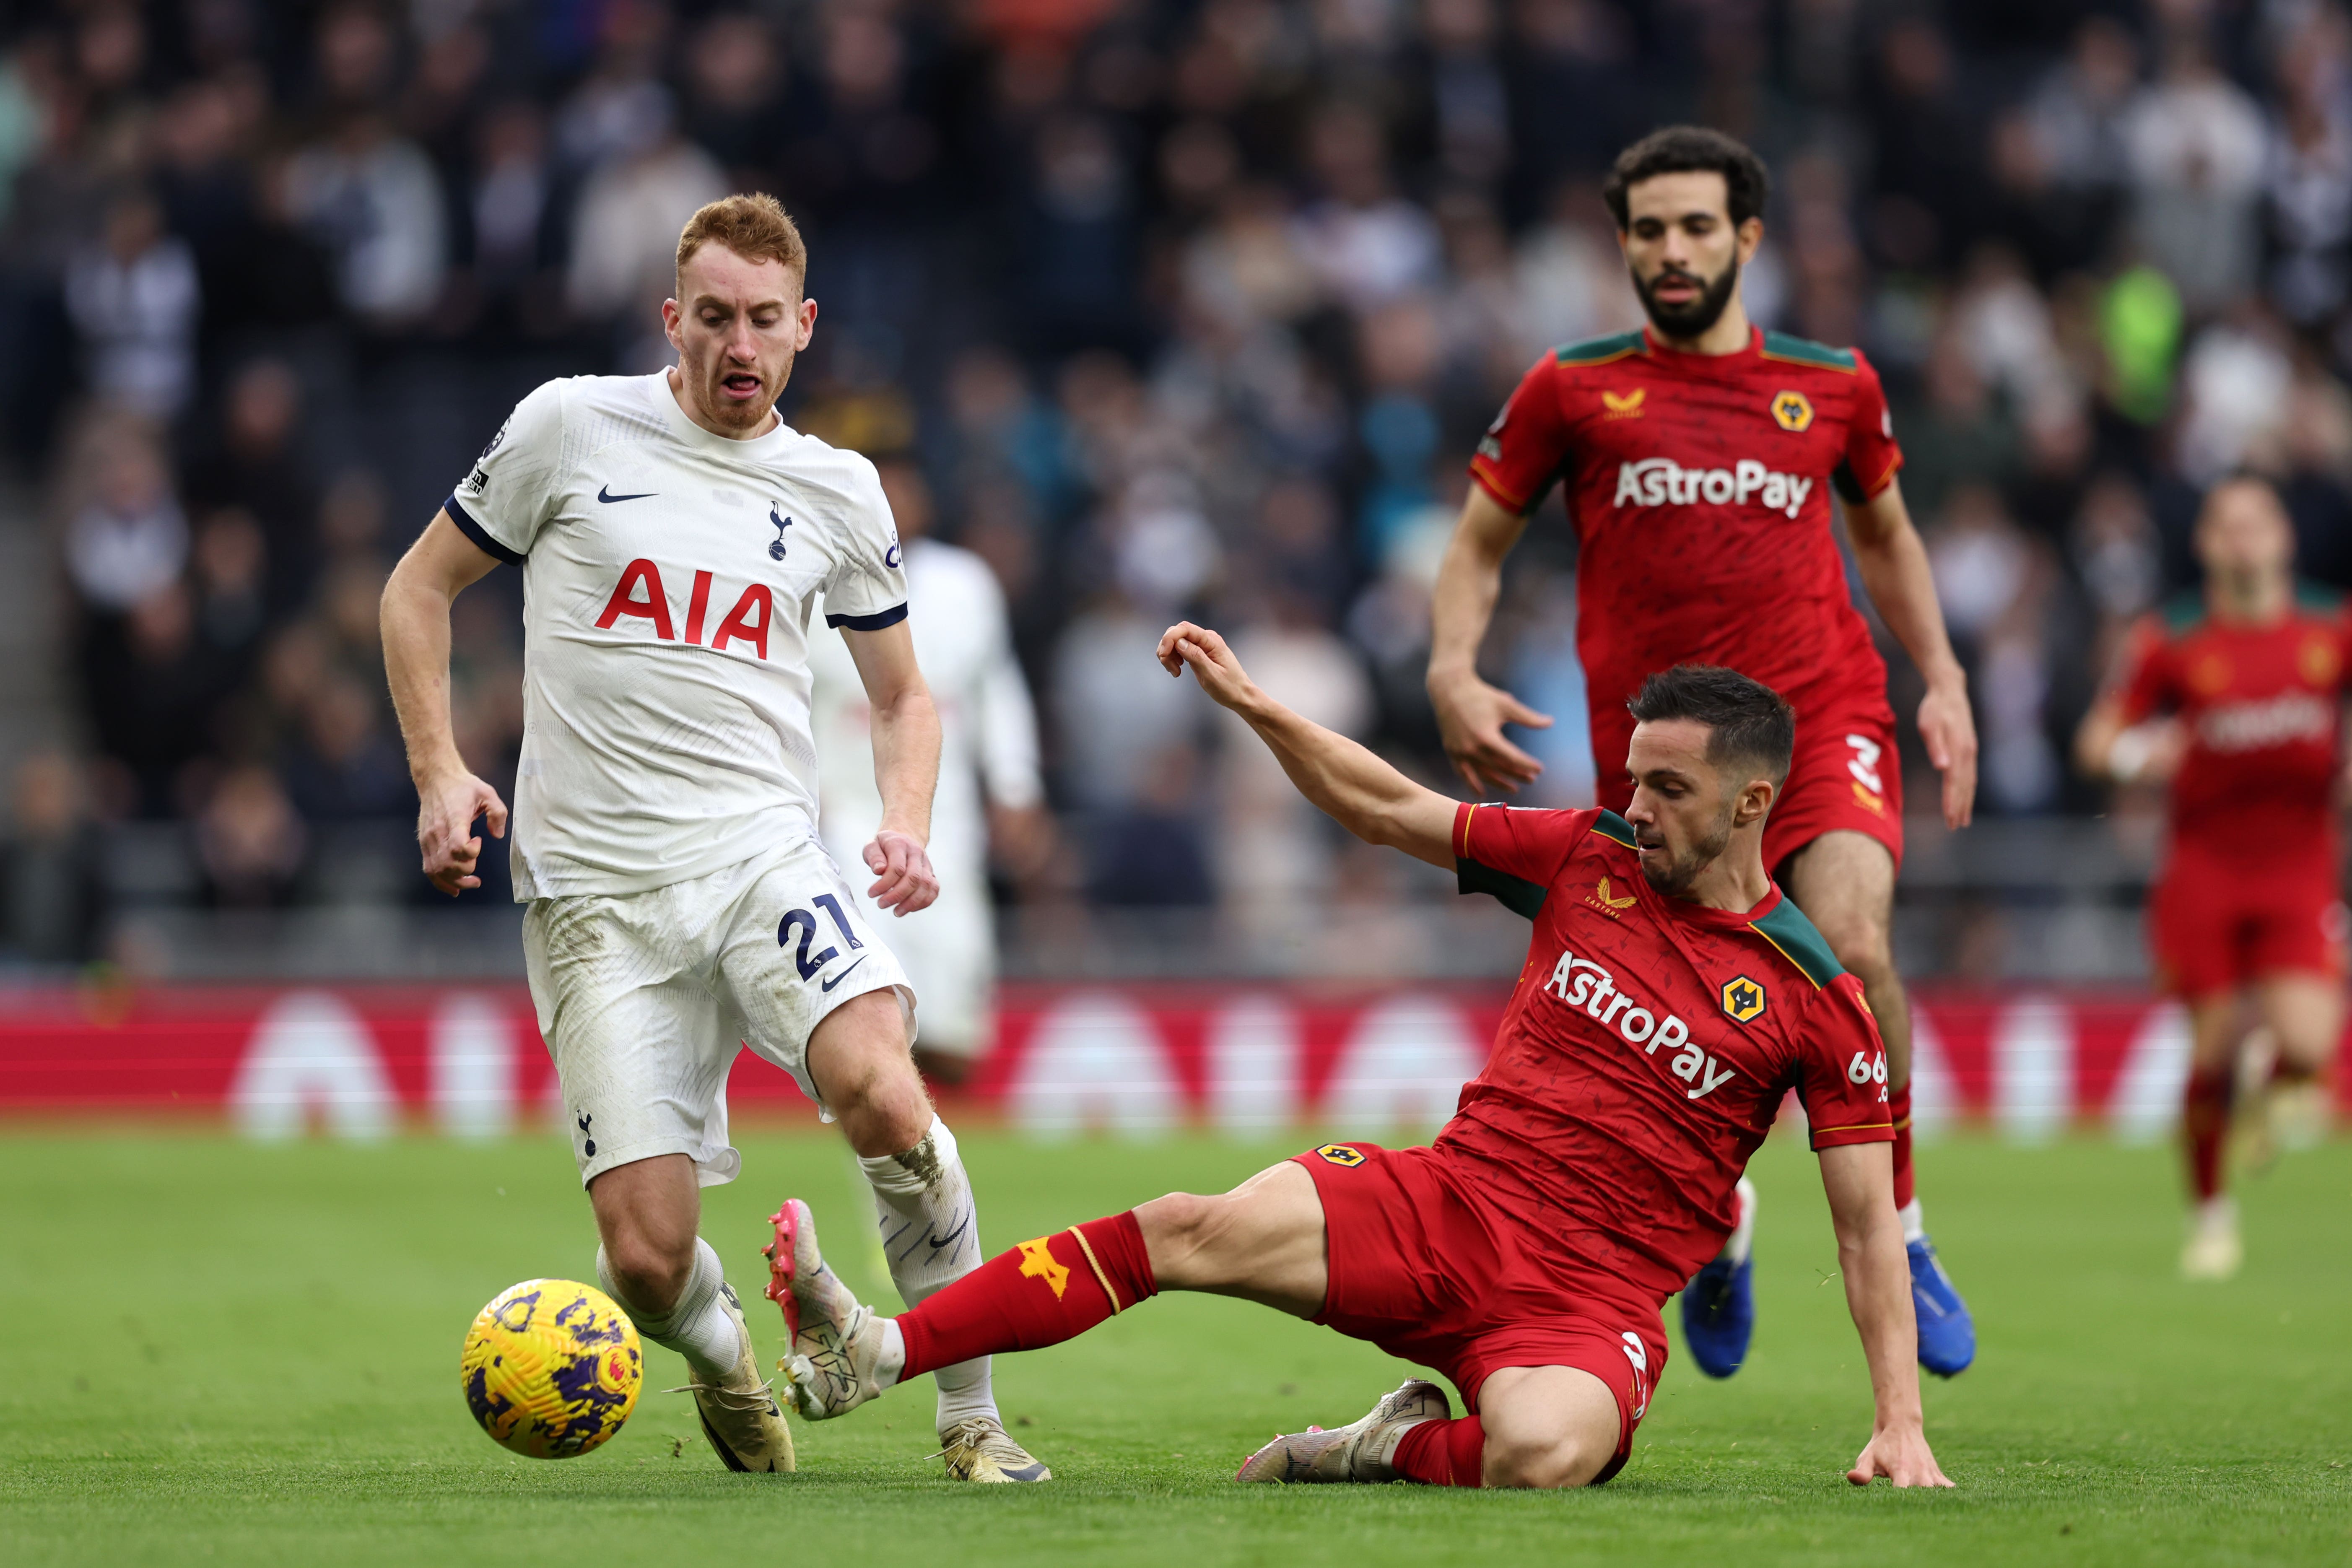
[0,1126,2346,1566]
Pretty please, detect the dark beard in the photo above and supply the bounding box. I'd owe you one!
[1637,806,1735,897]
[1634,258,1740,340]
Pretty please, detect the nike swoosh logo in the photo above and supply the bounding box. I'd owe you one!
[597,485,656,503]
[819,958,868,993]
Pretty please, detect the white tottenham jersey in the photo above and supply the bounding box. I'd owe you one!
[445,371,906,900]
[808,540,1042,884]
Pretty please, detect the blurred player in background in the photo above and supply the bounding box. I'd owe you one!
[771,628,1949,1492]
[2075,476,2349,1280]
[810,459,1049,1086]
[1428,126,1980,1380]
[381,195,1048,1482]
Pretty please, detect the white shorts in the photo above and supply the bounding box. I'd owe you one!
[522,837,913,1188]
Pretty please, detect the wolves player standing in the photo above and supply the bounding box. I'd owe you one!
[1426,127,1979,1378]
[2076,476,2351,1279]
[381,195,1048,1482]
[808,460,1047,1085]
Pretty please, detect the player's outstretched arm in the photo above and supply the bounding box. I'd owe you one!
[1158,622,1457,868]
[1818,1141,1953,1488]
[1846,480,1977,830]
[841,619,942,915]
[382,510,509,896]
[1426,485,1553,796]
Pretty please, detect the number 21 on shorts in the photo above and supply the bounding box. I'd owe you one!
[778,893,863,981]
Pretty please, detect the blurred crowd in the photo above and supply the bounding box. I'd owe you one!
[4,0,2352,968]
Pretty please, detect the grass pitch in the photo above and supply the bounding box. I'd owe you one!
[0,1125,2346,1566]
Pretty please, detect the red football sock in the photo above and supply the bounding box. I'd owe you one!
[1392,1416,1485,1486]
[1889,1080,1916,1211]
[896,1211,1157,1382]
[2182,1064,2233,1203]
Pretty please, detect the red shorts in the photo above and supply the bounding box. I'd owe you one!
[1763,682,1904,874]
[1293,1141,1667,1485]
[1594,679,1903,875]
[2151,839,2348,998]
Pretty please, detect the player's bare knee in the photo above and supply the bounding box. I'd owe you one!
[605,1233,693,1315]
[1480,1432,1604,1489]
[832,1067,932,1157]
[1814,913,1893,984]
[2274,1029,2336,1074]
[1134,1191,1228,1280]
[1136,1191,1215,1249]
[812,999,932,1153]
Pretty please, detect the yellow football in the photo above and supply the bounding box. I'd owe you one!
[460,1279,642,1458]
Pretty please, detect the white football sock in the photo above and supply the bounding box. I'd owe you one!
[1897,1198,1927,1246]
[1721,1176,1758,1267]
[876,1318,906,1389]
[597,1236,743,1384]
[2194,1194,2237,1228]
[859,1115,994,1429]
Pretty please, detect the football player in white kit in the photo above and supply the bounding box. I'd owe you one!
[381,195,1048,1482]
[809,459,1047,1084]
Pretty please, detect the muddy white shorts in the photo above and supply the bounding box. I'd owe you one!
[522,836,914,1187]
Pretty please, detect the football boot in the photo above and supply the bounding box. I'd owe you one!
[667,1284,795,1472]
[1679,1176,1756,1379]
[1235,1378,1452,1483]
[937,1415,1053,1482]
[2180,1197,2242,1282]
[1906,1232,1976,1376]
[766,1198,890,1420]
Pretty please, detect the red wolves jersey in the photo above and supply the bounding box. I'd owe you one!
[1438,803,1892,1315]
[1469,326,1903,714]
[2117,585,2352,854]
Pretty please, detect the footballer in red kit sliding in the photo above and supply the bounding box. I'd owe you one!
[763,632,1949,1493]
[1435,801,1892,1323]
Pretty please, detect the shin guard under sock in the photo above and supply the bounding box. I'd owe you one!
[1392,1416,1485,1487]
[2183,1065,2233,1202]
[1889,1080,1916,1211]
[859,1116,994,1427]
[597,1237,742,1383]
[896,1211,1158,1382]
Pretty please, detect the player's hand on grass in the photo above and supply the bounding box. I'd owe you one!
[1157,621,1260,711]
[1846,1422,1953,1488]
[1916,674,1979,831]
[1428,668,1551,796]
[864,828,938,916]
[415,770,508,896]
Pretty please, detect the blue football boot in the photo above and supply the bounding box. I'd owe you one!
[1680,1176,1756,1379]
[1907,1231,1975,1377]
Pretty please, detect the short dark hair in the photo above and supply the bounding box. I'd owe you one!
[1626,665,1795,784]
[1602,126,1771,231]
